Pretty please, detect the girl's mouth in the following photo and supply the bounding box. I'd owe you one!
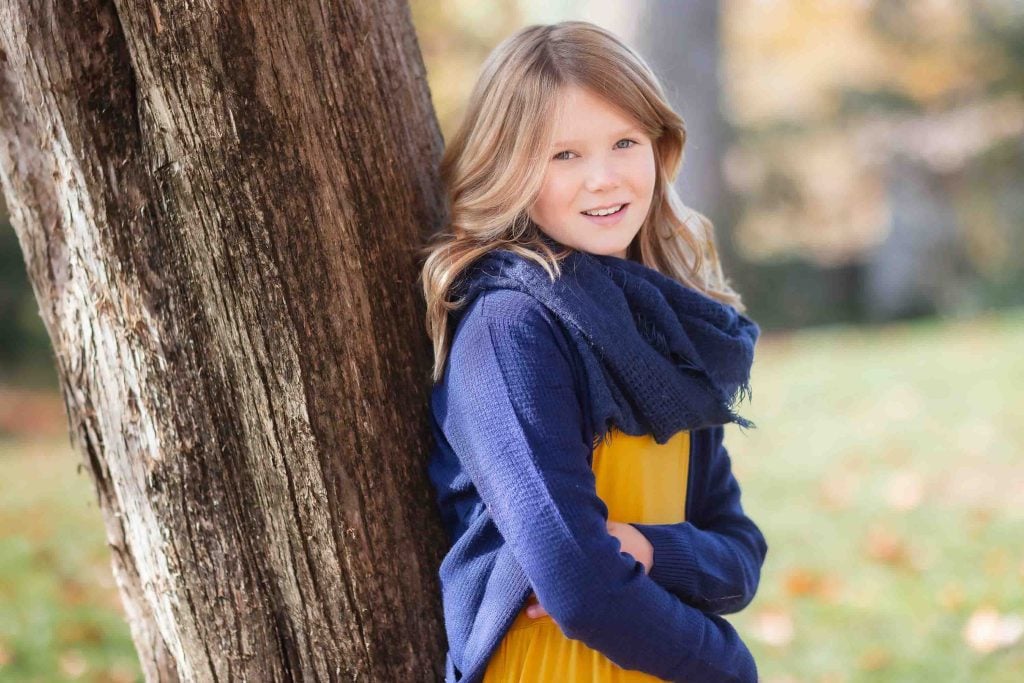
[580,203,629,224]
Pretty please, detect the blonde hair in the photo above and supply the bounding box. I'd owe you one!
[418,20,747,383]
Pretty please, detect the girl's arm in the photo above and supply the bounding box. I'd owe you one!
[629,425,768,615]
[438,289,758,683]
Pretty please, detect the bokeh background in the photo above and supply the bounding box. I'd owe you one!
[2,1,1022,681]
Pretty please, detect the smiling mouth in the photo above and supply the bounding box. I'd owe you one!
[581,203,628,217]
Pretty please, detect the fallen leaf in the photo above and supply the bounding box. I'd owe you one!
[967,508,993,539]
[858,645,893,671]
[984,548,1009,577]
[783,567,820,597]
[863,524,910,566]
[750,607,794,647]
[937,581,965,611]
[885,469,924,511]
[103,662,140,683]
[818,673,848,683]
[56,619,105,646]
[963,607,1024,653]
[58,649,88,678]
[782,567,843,603]
[818,470,859,510]
[59,577,91,607]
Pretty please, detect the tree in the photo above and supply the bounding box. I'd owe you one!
[0,1,449,679]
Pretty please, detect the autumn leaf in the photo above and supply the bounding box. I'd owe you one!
[817,469,860,511]
[750,606,794,647]
[858,645,893,671]
[863,523,913,567]
[963,607,1024,654]
[782,566,843,603]
[937,581,965,611]
[58,649,88,678]
[884,468,924,511]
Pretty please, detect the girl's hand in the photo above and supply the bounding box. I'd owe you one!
[525,592,547,619]
[525,519,654,619]
[606,519,654,574]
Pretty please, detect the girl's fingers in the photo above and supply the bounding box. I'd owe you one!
[525,591,548,618]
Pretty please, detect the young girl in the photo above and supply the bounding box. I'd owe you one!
[421,21,767,683]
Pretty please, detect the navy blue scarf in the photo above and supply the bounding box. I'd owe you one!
[452,238,760,445]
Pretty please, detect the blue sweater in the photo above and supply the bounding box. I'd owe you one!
[428,287,768,682]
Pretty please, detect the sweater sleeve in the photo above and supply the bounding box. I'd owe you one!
[439,291,758,683]
[629,425,769,615]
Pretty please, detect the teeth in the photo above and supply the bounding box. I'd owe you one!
[582,204,623,216]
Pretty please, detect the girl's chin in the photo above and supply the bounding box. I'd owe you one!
[548,225,639,256]
[578,239,635,258]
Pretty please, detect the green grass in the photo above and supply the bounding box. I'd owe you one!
[1,309,1022,681]
[0,440,141,682]
[725,308,1024,682]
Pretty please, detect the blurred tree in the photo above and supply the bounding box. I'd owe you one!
[722,0,1024,324]
[0,1,448,680]
[855,1,1024,320]
[634,1,750,305]
[636,1,726,239]
[411,0,523,137]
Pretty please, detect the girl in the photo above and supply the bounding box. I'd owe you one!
[421,21,767,683]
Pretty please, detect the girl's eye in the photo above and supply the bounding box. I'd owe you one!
[552,139,639,161]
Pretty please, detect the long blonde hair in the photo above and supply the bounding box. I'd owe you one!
[418,21,747,384]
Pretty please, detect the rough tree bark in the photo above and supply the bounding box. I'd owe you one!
[0,0,448,680]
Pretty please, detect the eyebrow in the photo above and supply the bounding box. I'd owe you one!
[550,126,643,149]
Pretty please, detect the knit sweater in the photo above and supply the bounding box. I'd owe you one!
[428,287,768,682]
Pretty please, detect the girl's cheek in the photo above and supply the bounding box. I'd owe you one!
[546,171,578,197]
[629,153,656,178]
[633,164,657,199]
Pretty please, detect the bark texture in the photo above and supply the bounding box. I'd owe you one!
[0,0,448,680]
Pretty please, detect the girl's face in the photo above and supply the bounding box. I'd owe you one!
[528,84,656,259]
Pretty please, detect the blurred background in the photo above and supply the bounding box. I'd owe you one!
[2,1,1022,680]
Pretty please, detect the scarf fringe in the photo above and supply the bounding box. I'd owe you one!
[725,379,758,432]
[638,309,759,433]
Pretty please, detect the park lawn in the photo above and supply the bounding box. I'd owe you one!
[1,308,1022,682]
[727,307,1024,682]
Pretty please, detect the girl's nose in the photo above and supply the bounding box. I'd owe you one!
[583,159,622,192]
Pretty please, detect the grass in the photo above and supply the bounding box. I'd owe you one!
[0,439,141,682]
[725,308,1024,682]
[1,308,1022,681]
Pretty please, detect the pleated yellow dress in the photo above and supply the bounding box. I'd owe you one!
[482,426,691,682]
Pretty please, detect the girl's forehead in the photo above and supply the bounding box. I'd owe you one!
[552,83,610,110]
[549,86,642,136]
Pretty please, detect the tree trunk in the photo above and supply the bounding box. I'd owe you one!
[863,153,972,321]
[0,1,448,680]
[636,1,724,216]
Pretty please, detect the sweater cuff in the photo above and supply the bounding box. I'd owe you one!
[629,521,701,600]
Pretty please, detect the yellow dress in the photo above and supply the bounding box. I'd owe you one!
[482,426,691,682]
